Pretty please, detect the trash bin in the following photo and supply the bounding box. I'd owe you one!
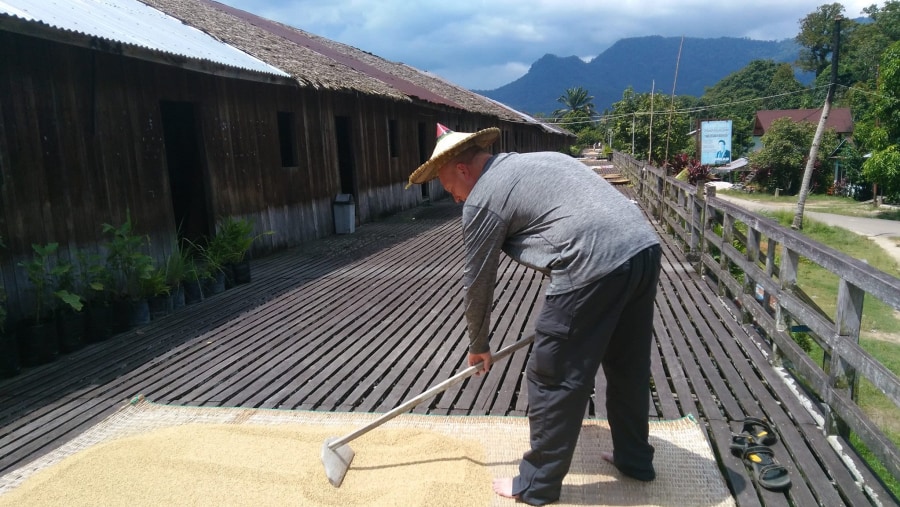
[333,193,355,234]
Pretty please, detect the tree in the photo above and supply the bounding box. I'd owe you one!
[873,39,900,141]
[553,87,595,118]
[748,117,838,194]
[863,1,900,41]
[764,63,808,110]
[604,88,694,164]
[844,16,891,87]
[796,3,850,76]
[699,60,805,157]
[862,146,900,197]
[861,39,900,199]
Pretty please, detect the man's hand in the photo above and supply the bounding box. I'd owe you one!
[468,351,493,376]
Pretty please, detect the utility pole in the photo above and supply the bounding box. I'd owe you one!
[793,15,842,230]
[648,80,655,164]
[665,36,685,163]
[631,113,635,156]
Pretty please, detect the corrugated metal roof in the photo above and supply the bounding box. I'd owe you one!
[0,0,289,77]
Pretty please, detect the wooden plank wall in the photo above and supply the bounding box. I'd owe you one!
[0,30,570,323]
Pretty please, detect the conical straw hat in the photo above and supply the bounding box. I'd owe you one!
[406,124,499,188]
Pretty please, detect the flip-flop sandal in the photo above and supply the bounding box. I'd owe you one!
[730,417,777,454]
[742,445,792,491]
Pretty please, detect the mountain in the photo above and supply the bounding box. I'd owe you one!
[476,36,806,115]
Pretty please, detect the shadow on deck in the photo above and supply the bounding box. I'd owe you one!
[0,197,894,506]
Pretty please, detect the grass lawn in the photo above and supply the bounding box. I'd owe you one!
[718,189,900,221]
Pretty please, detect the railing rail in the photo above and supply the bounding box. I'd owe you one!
[613,151,900,481]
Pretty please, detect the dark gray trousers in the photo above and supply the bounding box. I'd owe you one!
[512,244,662,505]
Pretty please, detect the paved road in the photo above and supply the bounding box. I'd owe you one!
[716,194,900,270]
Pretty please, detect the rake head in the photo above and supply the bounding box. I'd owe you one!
[321,438,355,487]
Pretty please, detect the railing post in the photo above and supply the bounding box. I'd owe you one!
[720,213,735,301]
[826,279,864,438]
[686,184,704,266]
[637,163,645,203]
[774,247,801,366]
[765,238,777,277]
[656,171,665,224]
[699,185,716,279]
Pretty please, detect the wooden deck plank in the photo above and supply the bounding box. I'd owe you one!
[656,222,873,506]
[653,228,837,506]
[442,261,541,415]
[0,197,893,506]
[649,332,680,420]
[707,293,887,506]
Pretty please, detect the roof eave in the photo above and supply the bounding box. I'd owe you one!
[0,14,298,87]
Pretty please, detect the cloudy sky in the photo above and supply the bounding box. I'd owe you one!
[217,0,873,90]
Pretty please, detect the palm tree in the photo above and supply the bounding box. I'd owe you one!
[553,87,596,118]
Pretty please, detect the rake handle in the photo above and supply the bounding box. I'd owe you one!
[327,334,534,450]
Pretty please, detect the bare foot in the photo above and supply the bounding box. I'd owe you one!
[492,477,518,500]
[600,450,614,464]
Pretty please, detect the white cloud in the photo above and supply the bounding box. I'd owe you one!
[218,0,879,90]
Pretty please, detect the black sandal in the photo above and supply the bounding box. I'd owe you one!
[743,445,792,491]
[730,417,777,455]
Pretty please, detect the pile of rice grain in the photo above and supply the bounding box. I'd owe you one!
[0,424,493,507]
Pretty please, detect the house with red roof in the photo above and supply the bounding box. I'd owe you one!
[752,108,854,150]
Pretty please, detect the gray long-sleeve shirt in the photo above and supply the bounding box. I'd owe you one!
[462,151,659,353]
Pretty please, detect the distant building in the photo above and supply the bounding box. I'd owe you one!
[751,108,853,151]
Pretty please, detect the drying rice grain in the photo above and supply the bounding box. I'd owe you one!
[0,423,492,507]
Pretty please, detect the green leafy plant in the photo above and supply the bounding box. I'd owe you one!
[75,250,113,305]
[181,238,220,282]
[140,264,170,299]
[52,254,84,314]
[102,211,154,301]
[183,256,209,283]
[18,243,82,323]
[212,216,273,265]
[163,244,190,289]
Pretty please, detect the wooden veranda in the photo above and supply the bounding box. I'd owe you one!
[0,179,896,505]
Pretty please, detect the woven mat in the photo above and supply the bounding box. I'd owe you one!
[0,396,734,506]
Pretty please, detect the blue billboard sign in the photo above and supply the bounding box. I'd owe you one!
[700,120,733,166]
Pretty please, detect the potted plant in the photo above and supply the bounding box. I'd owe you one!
[0,234,19,378]
[196,235,228,296]
[182,256,205,305]
[76,250,116,343]
[164,244,190,310]
[17,243,63,366]
[212,216,273,285]
[144,263,172,320]
[601,146,613,161]
[181,237,224,297]
[53,254,87,353]
[102,211,154,330]
[200,252,226,296]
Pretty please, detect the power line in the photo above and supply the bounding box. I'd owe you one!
[542,83,834,127]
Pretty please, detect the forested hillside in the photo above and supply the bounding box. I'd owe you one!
[478,36,806,115]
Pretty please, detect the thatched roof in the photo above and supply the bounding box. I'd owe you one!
[141,0,563,129]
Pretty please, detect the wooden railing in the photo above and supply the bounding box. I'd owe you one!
[612,151,900,481]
